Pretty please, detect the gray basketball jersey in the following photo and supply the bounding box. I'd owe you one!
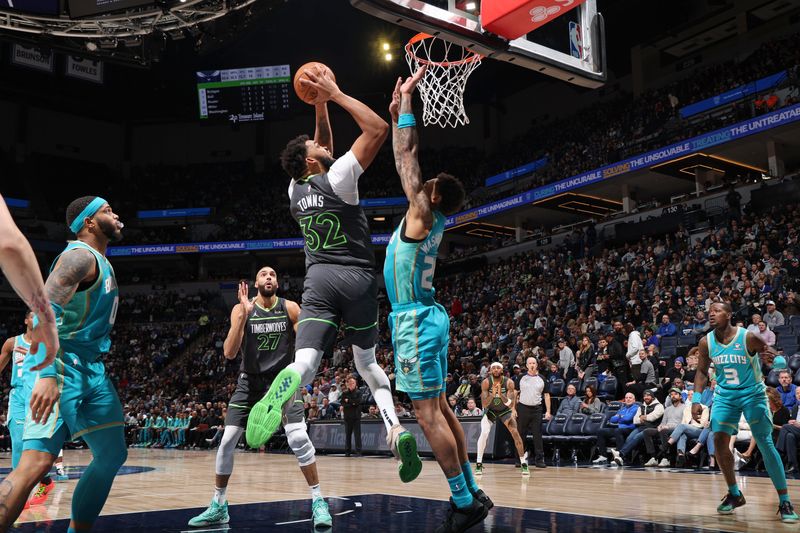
[289,173,375,269]
[240,298,293,377]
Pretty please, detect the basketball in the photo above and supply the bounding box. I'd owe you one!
[294,62,336,105]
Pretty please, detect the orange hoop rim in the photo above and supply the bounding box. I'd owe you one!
[405,32,483,67]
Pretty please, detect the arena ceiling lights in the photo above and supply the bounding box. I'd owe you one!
[0,0,282,58]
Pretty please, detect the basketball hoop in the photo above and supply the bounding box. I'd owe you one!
[405,33,482,128]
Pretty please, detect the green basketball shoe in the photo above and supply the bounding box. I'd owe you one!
[717,492,746,515]
[388,425,422,483]
[779,501,799,523]
[246,368,302,448]
[312,497,333,529]
[188,500,229,527]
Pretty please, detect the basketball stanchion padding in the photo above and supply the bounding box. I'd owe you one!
[481,0,588,41]
[404,33,482,129]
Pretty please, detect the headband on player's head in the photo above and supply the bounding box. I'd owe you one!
[69,197,107,234]
[490,362,503,370]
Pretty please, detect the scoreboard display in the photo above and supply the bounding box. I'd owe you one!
[197,65,290,123]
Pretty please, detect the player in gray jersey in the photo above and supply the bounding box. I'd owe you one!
[247,66,421,483]
[189,266,332,530]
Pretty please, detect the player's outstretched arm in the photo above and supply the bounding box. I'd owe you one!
[300,67,388,170]
[391,66,432,239]
[0,338,13,373]
[314,102,333,154]
[0,197,56,336]
[223,280,252,359]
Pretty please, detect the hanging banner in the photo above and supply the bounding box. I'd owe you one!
[66,56,104,83]
[11,44,53,73]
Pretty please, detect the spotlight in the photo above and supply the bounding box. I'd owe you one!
[384,52,393,61]
[85,41,98,51]
[382,42,390,51]
[465,1,476,10]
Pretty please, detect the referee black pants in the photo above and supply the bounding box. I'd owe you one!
[516,403,544,458]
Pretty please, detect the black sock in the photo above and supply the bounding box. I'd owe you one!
[41,476,52,485]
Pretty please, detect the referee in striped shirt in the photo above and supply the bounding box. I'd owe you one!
[516,357,551,468]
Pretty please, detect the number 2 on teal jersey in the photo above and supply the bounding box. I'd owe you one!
[421,256,436,290]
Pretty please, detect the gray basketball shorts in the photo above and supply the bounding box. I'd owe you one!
[297,263,379,352]
[226,372,305,428]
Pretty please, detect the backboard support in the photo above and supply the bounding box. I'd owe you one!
[350,0,606,88]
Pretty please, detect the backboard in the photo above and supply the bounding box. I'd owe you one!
[350,0,606,88]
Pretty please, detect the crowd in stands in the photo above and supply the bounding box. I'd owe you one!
[9,30,799,249]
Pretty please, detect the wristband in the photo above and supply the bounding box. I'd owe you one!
[397,113,416,129]
[32,302,63,379]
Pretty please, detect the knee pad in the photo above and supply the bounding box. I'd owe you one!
[285,422,316,467]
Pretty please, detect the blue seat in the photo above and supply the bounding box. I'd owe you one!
[553,414,587,444]
[606,401,622,415]
[793,368,800,387]
[568,378,582,392]
[583,377,598,392]
[678,334,696,347]
[775,325,793,337]
[789,315,800,328]
[661,337,678,348]
[598,376,617,400]
[766,369,781,388]
[789,354,800,374]
[660,344,677,358]
[542,415,568,444]
[549,379,566,397]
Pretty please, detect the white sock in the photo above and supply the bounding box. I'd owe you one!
[310,484,322,500]
[56,463,65,475]
[213,486,227,505]
[353,345,399,432]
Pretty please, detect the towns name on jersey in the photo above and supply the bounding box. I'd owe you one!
[250,321,287,334]
[296,194,324,212]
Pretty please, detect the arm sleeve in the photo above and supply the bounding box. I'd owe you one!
[327,150,364,206]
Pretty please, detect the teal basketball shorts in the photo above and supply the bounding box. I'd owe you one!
[23,350,124,455]
[710,386,772,438]
[389,302,450,401]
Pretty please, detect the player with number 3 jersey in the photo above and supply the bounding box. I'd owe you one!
[693,302,797,522]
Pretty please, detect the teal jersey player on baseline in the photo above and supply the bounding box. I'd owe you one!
[384,66,492,533]
[0,196,128,532]
[693,301,798,522]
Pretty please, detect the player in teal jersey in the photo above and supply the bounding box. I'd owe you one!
[693,302,798,522]
[386,68,491,533]
[0,196,128,532]
[1,312,69,508]
[1,311,36,470]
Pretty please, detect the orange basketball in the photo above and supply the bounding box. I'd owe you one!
[294,62,336,105]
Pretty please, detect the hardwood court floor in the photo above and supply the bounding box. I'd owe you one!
[6,448,800,531]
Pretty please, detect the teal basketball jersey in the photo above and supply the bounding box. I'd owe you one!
[707,326,764,393]
[10,334,30,389]
[384,210,446,306]
[51,240,119,360]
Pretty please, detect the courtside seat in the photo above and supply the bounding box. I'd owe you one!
[789,353,800,373]
[598,376,617,400]
[582,376,598,392]
[549,379,566,397]
[542,414,568,444]
[766,369,781,388]
[568,378,582,392]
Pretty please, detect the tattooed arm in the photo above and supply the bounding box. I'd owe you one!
[390,66,431,241]
[314,102,333,154]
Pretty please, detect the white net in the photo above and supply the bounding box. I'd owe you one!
[405,33,482,128]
